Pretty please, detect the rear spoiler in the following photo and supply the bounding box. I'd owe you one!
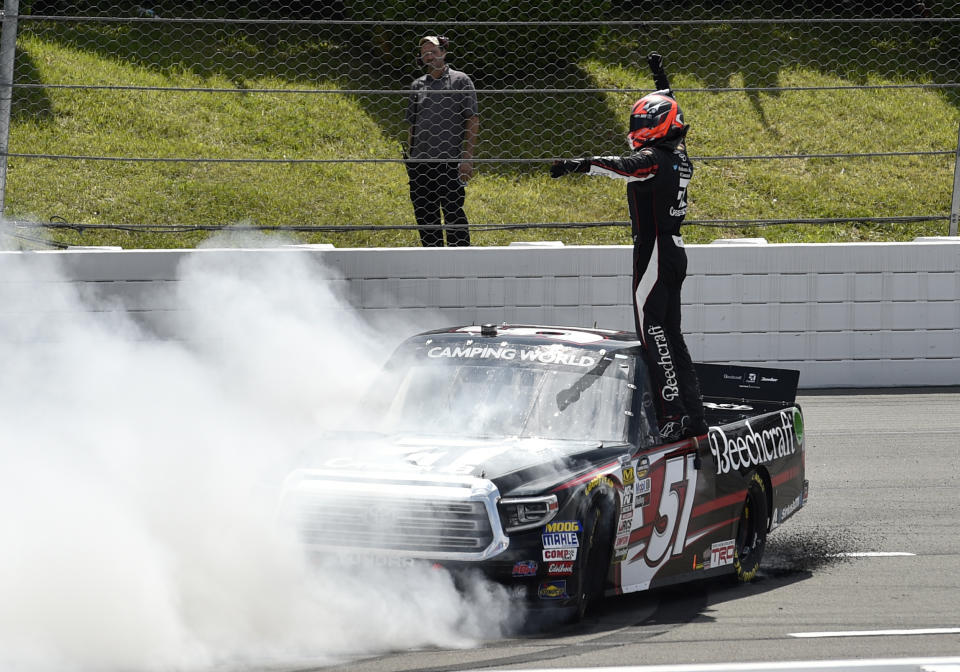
[694,363,799,405]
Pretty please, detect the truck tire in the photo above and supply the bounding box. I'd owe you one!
[573,497,614,621]
[733,472,768,582]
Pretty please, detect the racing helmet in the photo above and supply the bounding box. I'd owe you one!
[627,92,686,150]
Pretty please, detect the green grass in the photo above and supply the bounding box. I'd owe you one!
[5,19,960,249]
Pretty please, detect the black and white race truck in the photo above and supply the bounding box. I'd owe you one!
[279,324,808,621]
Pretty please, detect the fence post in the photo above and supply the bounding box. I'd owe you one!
[0,0,18,219]
[951,122,960,237]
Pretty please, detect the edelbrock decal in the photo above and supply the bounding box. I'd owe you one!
[707,410,797,475]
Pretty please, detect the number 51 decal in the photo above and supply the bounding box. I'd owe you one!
[644,453,697,566]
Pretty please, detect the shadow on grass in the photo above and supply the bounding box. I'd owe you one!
[644,15,960,109]
[12,6,960,175]
[11,49,53,121]
[14,17,630,178]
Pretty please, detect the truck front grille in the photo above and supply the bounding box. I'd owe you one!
[280,472,507,560]
[296,495,494,553]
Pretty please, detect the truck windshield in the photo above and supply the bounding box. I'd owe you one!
[374,351,635,443]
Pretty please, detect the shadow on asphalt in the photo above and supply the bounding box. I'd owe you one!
[523,525,864,638]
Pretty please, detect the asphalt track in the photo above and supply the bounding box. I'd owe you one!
[303,389,960,672]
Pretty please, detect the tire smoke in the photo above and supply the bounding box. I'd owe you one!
[0,238,517,671]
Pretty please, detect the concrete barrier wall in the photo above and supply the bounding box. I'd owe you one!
[2,239,959,388]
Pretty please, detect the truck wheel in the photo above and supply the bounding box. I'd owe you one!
[733,473,768,582]
[573,499,613,621]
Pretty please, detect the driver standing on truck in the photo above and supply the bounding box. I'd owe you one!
[549,83,706,443]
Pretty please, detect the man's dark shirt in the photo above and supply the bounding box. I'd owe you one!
[406,66,478,161]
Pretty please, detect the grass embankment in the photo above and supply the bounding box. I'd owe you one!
[6,22,959,248]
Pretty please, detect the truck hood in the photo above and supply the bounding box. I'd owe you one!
[296,433,605,483]
[279,433,629,561]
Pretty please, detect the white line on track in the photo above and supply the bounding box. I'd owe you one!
[790,628,960,638]
[830,551,917,557]
[476,657,960,672]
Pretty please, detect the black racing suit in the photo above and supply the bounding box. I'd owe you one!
[581,140,705,438]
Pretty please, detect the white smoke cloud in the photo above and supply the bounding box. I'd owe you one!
[0,237,518,672]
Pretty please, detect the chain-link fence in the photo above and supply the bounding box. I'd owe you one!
[2,0,960,248]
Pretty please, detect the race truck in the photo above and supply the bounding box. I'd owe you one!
[278,324,808,621]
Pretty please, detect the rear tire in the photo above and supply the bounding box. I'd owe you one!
[733,472,768,582]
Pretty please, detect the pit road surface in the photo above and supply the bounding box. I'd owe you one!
[296,389,960,672]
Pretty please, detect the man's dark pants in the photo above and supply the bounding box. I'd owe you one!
[407,160,470,247]
[632,235,705,429]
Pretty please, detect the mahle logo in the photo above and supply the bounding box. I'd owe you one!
[793,409,804,447]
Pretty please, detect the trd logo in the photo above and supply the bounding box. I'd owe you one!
[710,540,736,567]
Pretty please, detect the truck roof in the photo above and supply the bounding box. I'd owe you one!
[412,324,644,352]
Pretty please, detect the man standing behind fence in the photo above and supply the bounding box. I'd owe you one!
[405,35,479,247]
